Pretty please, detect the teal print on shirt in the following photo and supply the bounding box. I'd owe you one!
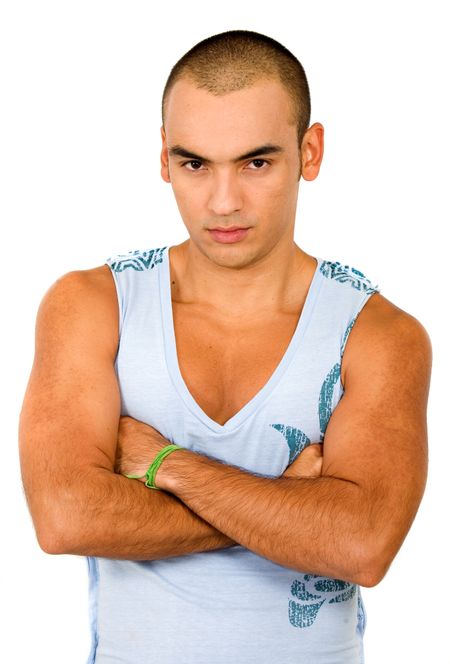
[319,260,379,294]
[341,317,357,357]
[107,247,167,272]
[318,362,341,442]
[270,358,343,451]
[289,575,357,628]
[318,310,368,441]
[270,424,311,463]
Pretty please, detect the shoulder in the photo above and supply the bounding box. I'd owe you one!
[40,264,117,311]
[341,291,432,391]
[36,264,119,358]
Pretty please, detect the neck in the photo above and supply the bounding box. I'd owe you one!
[168,236,316,320]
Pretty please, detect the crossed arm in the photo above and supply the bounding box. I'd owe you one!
[19,268,432,587]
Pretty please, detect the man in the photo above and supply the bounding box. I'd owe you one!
[19,29,432,663]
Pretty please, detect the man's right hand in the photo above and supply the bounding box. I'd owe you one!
[281,443,323,479]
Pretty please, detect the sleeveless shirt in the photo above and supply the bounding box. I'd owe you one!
[86,245,381,664]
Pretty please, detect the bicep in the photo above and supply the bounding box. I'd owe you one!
[321,298,432,559]
[19,268,121,520]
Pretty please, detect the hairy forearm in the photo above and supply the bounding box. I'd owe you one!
[158,450,380,586]
[35,468,238,559]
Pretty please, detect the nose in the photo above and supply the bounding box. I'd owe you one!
[207,169,244,216]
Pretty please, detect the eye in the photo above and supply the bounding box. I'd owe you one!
[247,159,269,170]
[181,160,204,171]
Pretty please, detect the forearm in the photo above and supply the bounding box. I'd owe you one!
[36,467,237,559]
[158,450,379,586]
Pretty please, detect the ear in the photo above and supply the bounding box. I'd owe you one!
[160,125,171,183]
[299,123,325,182]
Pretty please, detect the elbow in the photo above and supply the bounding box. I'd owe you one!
[31,497,82,555]
[350,540,393,588]
[36,527,68,555]
[353,566,388,588]
[25,469,108,555]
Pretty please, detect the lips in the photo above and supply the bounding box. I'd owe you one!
[209,226,249,232]
[208,227,250,244]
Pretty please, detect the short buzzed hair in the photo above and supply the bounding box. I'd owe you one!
[161,29,311,147]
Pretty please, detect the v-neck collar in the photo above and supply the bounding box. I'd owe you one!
[159,245,324,434]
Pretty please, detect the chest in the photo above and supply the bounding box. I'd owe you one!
[172,303,301,427]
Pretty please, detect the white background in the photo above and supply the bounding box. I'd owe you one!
[1,1,448,662]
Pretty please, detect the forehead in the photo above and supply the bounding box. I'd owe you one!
[164,77,296,152]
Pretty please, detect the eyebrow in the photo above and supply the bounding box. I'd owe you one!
[168,143,285,164]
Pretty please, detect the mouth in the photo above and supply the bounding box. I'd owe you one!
[207,227,251,244]
[208,226,250,232]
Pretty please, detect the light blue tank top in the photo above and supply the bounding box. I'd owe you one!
[86,245,380,664]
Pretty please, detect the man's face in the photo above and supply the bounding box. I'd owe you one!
[161,77,310,268]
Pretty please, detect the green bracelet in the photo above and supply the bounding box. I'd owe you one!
[123,444,185,490]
